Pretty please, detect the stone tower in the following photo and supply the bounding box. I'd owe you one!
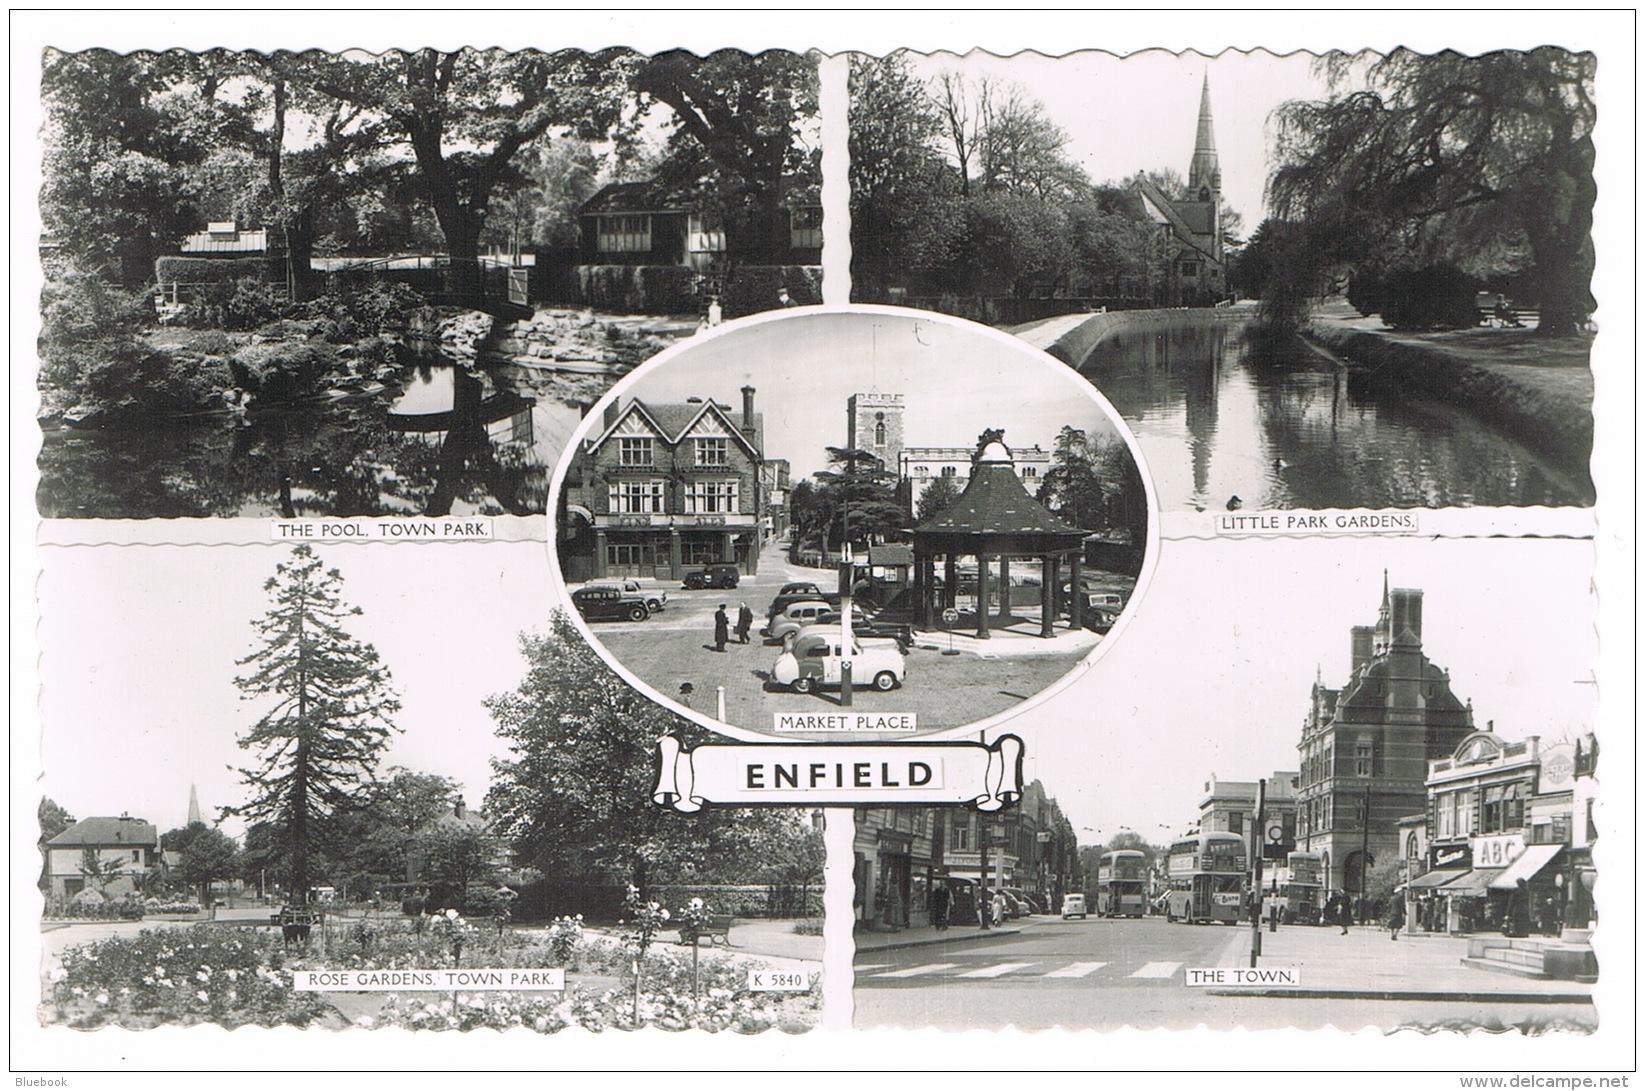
[847,393,904,475]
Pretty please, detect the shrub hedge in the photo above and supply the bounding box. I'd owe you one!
[154,256,273,286]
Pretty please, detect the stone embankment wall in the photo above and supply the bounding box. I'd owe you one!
[405,309,672,375]
[1304,321,1594,482]
[1019,307,1252,366]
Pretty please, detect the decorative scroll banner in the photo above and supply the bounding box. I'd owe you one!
[652,734,1025,811]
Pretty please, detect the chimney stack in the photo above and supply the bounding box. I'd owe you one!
[1350,625,1375,673]
[453,796,467,820]
[1389,587,1423,645]
[741,385,757,446]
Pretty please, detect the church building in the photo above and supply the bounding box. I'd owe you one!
[1129,75,1229,306]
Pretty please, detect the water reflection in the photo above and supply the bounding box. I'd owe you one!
[37,359,550,519]
[1079,324,1592,509]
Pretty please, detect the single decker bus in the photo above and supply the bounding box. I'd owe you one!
[1096,849,1149,918]
[1165,831,1247,924]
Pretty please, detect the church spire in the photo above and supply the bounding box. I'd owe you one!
[1187,73,1221,199]
[187,783,202,826]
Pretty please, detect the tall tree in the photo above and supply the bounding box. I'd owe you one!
[637,49,821,263]
[849,53,957,300]
[160,822,240,906]
[913,472,963,525]
[813,447,908,549]
[1269,48,1596,335]
[40,49,205,284]
[224,544,400,903]
[38,799,75,892]
[484,615,819,890]
[307,48,634,293]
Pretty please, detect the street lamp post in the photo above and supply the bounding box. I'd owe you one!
[1250,778,1266,964]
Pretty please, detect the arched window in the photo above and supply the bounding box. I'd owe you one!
[874,412,886,446]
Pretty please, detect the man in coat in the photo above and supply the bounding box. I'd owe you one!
[713,605,730,652]
[735,602,754,644]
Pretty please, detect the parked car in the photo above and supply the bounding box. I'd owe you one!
[767,601,865,643]
[584,578,667,613]
[768,603,912,646]
[682,563,740,590]
[1005,887,1044,914]
[571,586,651,623]
[995,890,1027,919]
[1082,606,1120,635]
[766,588,841,619]
[772,631,906,694]
[1061,893,1089,920]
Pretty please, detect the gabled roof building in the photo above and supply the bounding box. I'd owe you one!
[559,387,766,583]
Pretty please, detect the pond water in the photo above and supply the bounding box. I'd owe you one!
[1078,323,1592,510]
[37,359,589,520]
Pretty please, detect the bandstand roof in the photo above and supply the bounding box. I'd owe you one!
[912,441,1088,555]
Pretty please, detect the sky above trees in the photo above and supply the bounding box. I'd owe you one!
[899,49,1333,236]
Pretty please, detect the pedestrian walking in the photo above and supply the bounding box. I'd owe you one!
[1540,895,1561,937]
[1339,891,1354,935]
[930,881,951,932]
[713,605,729,652]
[1387,892,1405,941]
[735,602,754,644]
[777,287,797,308]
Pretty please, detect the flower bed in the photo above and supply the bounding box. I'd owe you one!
[42,924,337,1029]
[41,915,819,1033]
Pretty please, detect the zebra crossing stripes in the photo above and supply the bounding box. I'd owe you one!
[955,962,1036,978]
[873,963,959,978]
[865,960,1183,981]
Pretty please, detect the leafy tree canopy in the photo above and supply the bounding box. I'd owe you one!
[1269,48,1596,334]
[484,614,821,891]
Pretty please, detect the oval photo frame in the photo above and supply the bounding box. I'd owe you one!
[548,305,1160,742]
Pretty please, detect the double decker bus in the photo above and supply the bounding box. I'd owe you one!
[1096,849,1148,918]
[1165,832,1247,924]
[1280,851,1323,924]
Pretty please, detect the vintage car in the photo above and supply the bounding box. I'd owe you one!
[772,630,906,694]
[682,563,740,590]
[584,578,667,613]
[769,604,913,649]
[1061,893,1089,920]
[765,587,842,619]
[570,585,651,623]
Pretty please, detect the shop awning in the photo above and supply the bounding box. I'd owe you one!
[1439,867,1507,895]
[1489,844,1563,891]
[1407,869,1466,890]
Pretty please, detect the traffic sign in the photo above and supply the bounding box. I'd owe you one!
[941,608,959,625]
[1268,825,1286,842]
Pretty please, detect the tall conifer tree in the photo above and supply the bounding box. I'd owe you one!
[225,545,399,902]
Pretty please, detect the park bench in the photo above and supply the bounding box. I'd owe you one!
[679,914,735,947]
[1477,295,1534,329]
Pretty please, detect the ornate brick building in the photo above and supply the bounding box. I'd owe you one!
[1295,577,1477,897]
